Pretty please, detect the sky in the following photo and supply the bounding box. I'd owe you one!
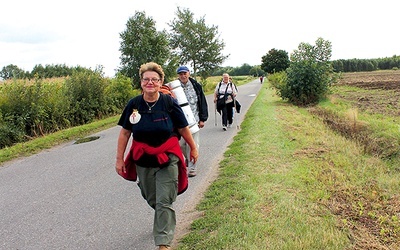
[1,0,398,77]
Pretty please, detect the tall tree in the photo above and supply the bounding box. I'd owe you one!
[118,11,171,88]
[0,64,26,80]
[261,49,290,74]
[168,7,228,78]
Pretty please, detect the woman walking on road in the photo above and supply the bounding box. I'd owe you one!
[115,62,198,250]
[214,73,237,131]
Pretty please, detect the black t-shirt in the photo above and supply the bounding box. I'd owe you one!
[118,94,188,147]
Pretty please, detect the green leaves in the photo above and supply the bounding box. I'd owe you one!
[168,7,228,77]
[119,11,171,88]
[261,48,290,74]
[284,38,334,106]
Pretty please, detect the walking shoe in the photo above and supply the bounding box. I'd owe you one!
[222,126,227,131]
[227,123,232,128]
[188,170,197,177]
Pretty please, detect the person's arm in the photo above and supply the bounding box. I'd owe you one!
[197,86,208,125]
[178,126,198,163]
[115,128,131,175]
[214,86,220,103]
[231,83,238,97]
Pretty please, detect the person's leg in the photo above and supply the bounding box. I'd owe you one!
[227,102,234,126]
[187,131,199,176]
[154,154,179,247]
[136,165,157,209]
[221,106,228,130]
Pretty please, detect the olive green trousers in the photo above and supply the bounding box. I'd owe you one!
[136,154,179,247]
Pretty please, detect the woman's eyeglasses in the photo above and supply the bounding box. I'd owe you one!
[141,78,161,83]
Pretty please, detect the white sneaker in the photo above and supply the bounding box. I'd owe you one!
[222,126,227,131]
[227,124,232,128]
[188,170,197,177]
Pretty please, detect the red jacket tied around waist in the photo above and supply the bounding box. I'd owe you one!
[119,136,188,195]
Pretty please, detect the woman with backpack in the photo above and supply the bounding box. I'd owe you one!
[214,73,238,131]
[115,62,197,250]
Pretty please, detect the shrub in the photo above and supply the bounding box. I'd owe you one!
[104,73,137,114]
[271,37,335,106]
[267,71,288,98]
[64,70,108,126]
[285,61,331,106]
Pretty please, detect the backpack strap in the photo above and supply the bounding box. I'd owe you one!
[159,92,174,112]
[131,95,142,110]
[217,81,226,98]
[218,81,237,96]
[231,82,238,92]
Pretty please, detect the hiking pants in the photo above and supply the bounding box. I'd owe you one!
[136,154,179,247]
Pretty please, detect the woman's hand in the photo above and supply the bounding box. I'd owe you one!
[115,158,126,175]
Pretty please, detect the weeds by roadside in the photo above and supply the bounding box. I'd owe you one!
[176,84,400,249]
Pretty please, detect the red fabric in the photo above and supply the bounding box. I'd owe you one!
[119,136,188,195]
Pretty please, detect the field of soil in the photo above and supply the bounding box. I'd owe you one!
[320,71,400,248]
[334,70,400,117]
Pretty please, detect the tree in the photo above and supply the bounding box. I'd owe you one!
[284,37,334,106]
[261,49,290,74]
[0,64,26,80]
[231,63,252,76]
[168,7,228,79]
[249,65,265,77]
[118,11,171,88]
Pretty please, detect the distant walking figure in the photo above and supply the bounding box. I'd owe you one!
[214,73,237,131]
[260,76,264,84]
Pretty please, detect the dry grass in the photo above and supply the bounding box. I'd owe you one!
[308,70,400,248]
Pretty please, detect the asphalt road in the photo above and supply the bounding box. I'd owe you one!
[0,79,263,250]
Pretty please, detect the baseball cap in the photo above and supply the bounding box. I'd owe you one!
[176,66,190,74]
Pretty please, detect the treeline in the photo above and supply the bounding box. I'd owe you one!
[0,63,92,80]
[212,63,265,77]
[0,71,139,149]
[1,62,264,81]
[332,55,400,72]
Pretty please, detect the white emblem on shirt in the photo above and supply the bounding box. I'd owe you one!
[129,109,141,124]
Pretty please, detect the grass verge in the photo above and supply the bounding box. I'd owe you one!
[176,86,400,249]
[0,115,119,165]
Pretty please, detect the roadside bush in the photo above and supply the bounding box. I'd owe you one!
[0,78,69,142]
[0,112,25,148]
[104,73,137,114]
[267,71,288,98]
[63,70,108,126]
[0,69,133,149]
[271,37,335,106]
[285,61,331,106]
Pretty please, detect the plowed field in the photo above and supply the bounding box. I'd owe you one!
[334,70,400,117]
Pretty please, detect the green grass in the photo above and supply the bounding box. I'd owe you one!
[176,85,400,249]
[317,85,400,160]
[0,115,118,165]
